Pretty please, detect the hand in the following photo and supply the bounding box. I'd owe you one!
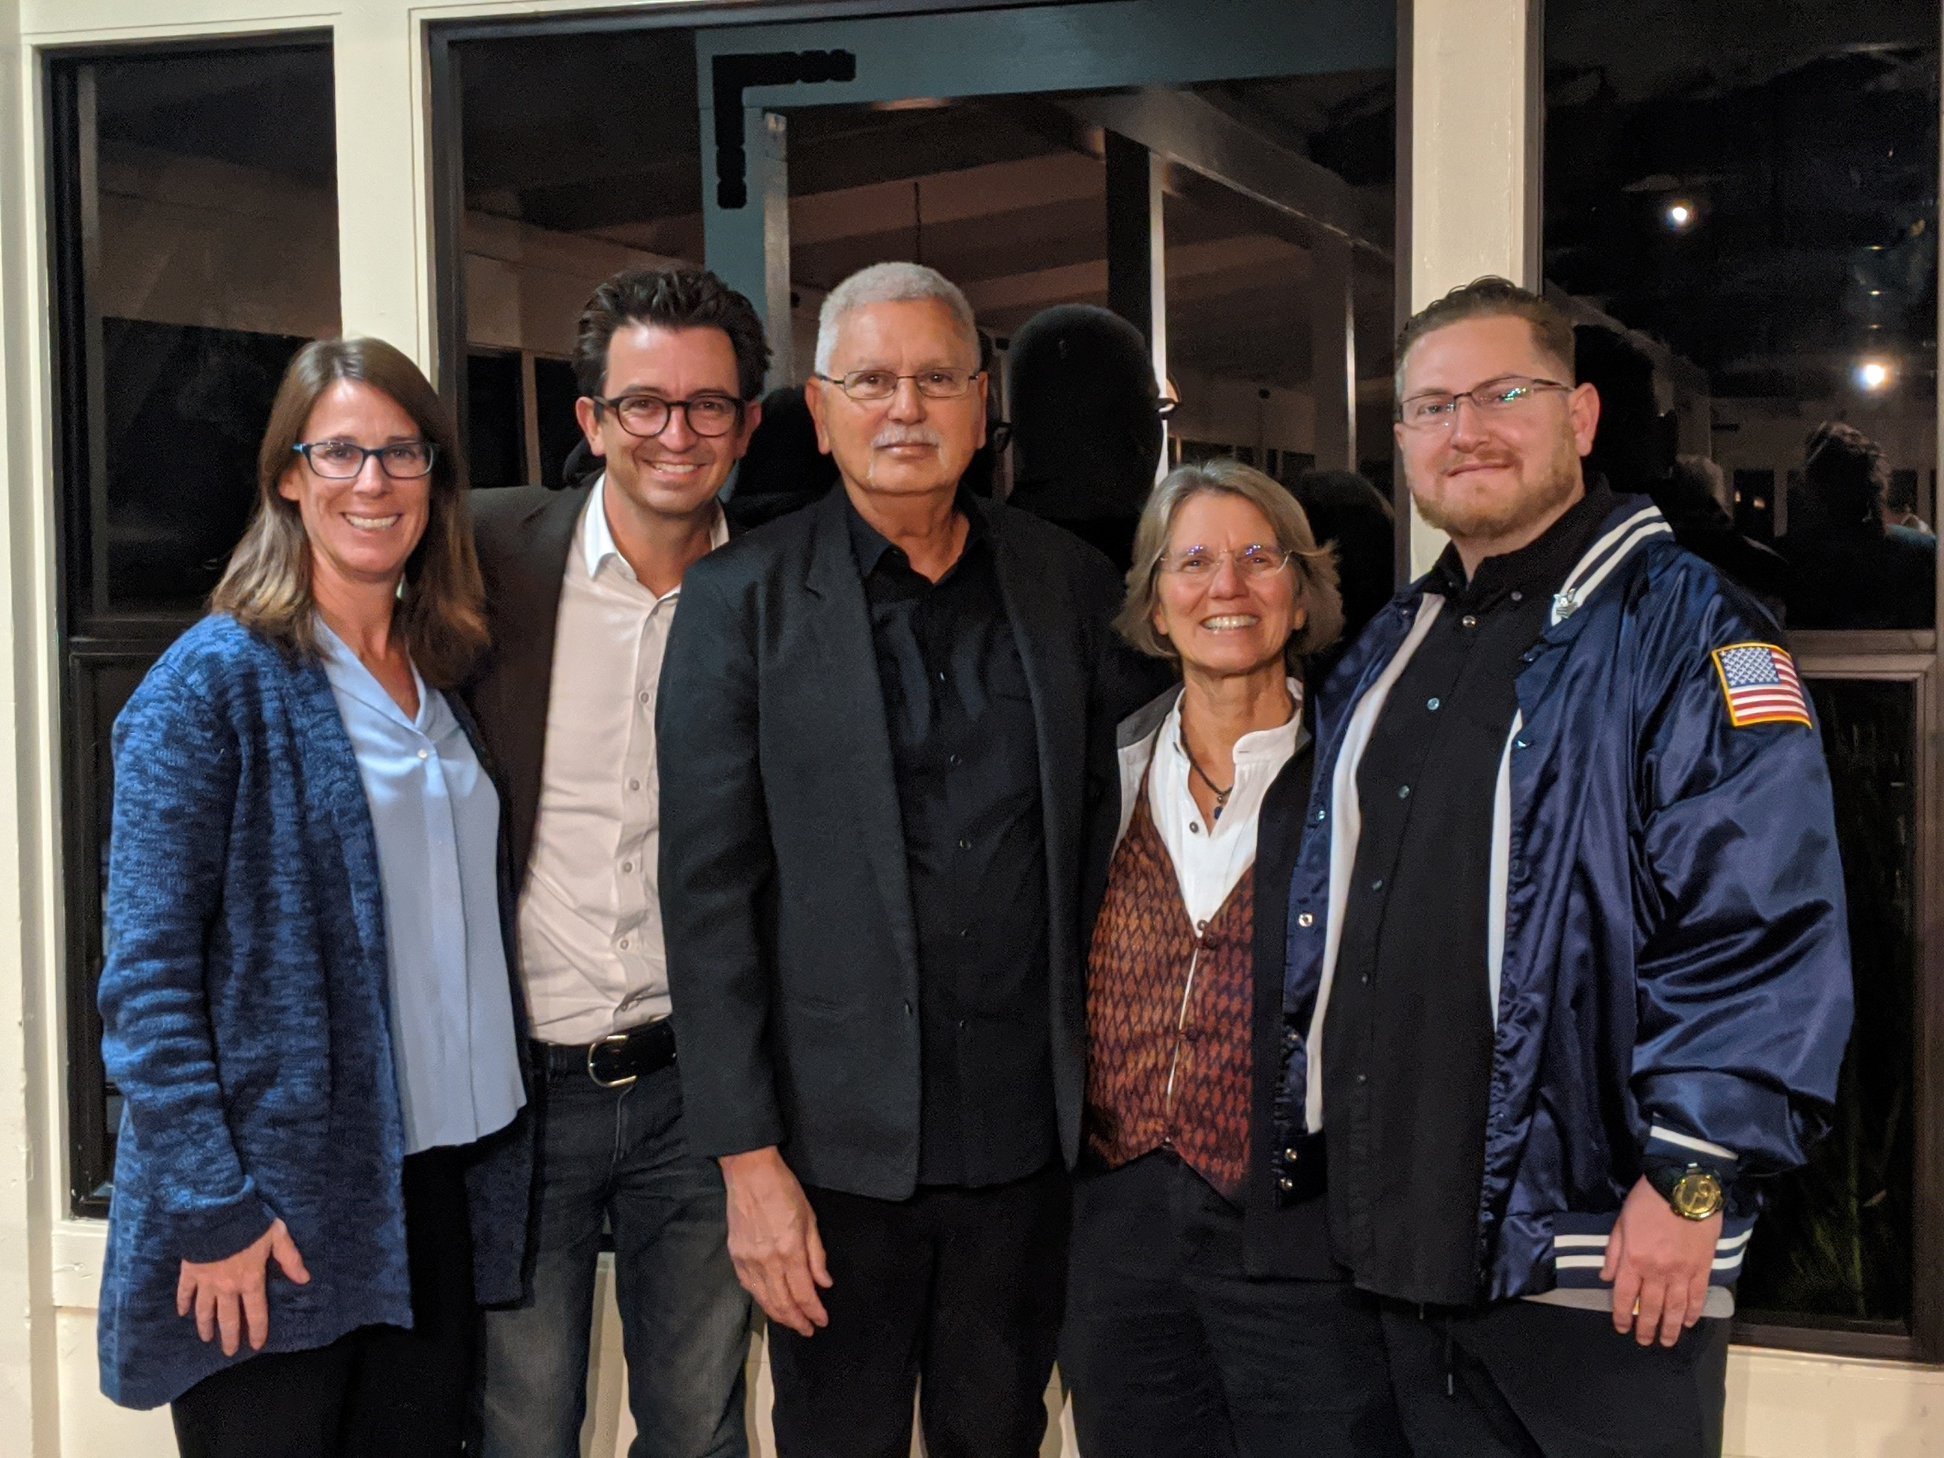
[1601,1176,1721,1348]
[177,1218,311,1356]
[720,1146,831,1338]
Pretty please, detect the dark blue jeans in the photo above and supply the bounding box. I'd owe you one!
[477,1058,750,1458]
[1061,1152,1406,1458]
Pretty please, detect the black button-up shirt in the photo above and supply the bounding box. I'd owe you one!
[848,498,1057,1187]
[1324,486,1613,1304]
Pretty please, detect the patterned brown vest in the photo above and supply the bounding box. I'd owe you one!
[1084,782,1255,1199]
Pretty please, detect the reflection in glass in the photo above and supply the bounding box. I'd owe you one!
[87,45,340,614]
[1546,2,1938,631]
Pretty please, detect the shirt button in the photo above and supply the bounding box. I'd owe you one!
[1313,807,1327,823]
[1397,785,1411,799]
[1297,912,1314,928]
[621,860,633,873]
[948,753,962,767]
[1370,878,1384,892]
[1511,590,1525,603]
[1461,614,1479,629]
[416,748,429,761]
[957,837,971,851]
[957,1018,968,1031]
[1189,823,1202,835]
[618,938,630,950]
[958,927,972,940]
[1427,697,1441,711]
[639,691,651,705]
[903,1000,914,1017]
[1357,1073,1368,1085]
[1359,973,1370,985]
[936,670,946,684]
[1283,1146,1303,1163]
[629,779,641,791]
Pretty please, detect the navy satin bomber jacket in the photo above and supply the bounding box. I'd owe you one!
[1277,495,1854,1304]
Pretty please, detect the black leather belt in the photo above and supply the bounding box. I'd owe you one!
[533,1018,676,1089]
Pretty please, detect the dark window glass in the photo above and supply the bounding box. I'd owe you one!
[534,357,585,489]
[466,350,526,487]
[50,40,337,1215]
[101,320,310,608]
[1738,678,1915,1330]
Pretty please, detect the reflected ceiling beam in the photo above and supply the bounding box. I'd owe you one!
[792,151,1102,245]
[963,234,1297,315]
[1060,89,1390,257]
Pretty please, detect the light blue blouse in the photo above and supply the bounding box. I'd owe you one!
[318,621,525,1155]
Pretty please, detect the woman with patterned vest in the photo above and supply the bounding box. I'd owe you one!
[1061,459,1405,1458]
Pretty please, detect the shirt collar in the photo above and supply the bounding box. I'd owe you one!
[314,616,433,732]
[579,471,729,585]
[1161,678,1305,767]
[1431,479,1616,610]
[844,489,988,581]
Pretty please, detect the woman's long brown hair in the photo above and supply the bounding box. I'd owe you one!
[210,336,487,689]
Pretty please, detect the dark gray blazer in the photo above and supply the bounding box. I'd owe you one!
[464,484,591,891]
[656,488,1135,1200]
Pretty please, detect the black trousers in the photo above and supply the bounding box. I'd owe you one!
[171,1146,477,1458]
[1380,1297,1730,1458]
[767,1162,1069,1458]
[1061,1153,1407,1458]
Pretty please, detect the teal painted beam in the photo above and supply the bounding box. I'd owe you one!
[701,105,792,386]
[696,0,1393,110]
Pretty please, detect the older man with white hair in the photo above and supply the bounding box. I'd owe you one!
[658,262,1141,1456]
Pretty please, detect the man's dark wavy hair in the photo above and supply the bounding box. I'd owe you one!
[572,266,771,402]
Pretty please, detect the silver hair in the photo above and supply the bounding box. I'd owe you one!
[1117,457,1345,671]
[813,262,981,375]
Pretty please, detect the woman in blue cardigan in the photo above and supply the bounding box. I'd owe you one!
[96,337,532,1457]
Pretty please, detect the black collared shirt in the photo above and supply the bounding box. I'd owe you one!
[1324,485,1613,1305]
[847,498,1057,1188]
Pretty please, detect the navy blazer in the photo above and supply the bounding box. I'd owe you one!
[96,615,531,1409]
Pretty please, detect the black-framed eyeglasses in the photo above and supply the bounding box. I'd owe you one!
[292,439,438,479]
[812,368,984,401]
[1154,544,1297,578]
[591,393,747,439]
[1397,375,1571,430]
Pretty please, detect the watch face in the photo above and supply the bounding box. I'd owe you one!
[1670,1169,1725,1220]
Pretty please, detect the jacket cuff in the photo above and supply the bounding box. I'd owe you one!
[1644,1122,1740,1168]
[171,1191,277,1265]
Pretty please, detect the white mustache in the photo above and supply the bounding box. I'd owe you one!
[873,427,944,448]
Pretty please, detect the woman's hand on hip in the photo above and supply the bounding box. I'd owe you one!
[177,1218,311,1356]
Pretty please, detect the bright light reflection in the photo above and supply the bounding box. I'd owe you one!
[1858,360,1893,391]
[1665,201,1694,229]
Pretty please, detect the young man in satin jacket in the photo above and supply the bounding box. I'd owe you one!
[1274,277,1854,1457]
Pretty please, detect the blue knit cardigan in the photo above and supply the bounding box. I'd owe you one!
[97,615,532,1410]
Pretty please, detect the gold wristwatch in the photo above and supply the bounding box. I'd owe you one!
[1647,1162,1727,1220]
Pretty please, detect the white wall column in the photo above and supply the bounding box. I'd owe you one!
[0,0,65,1449]
[1401,0,1542,570]
[336,0,437,369]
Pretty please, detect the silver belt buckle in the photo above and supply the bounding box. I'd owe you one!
[587,1031,638,1089]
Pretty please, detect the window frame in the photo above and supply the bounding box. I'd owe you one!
[44,31,338,1219]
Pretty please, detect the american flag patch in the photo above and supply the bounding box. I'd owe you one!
[1712,643,1811,728]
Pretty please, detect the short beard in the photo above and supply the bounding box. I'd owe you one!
[1414,434,1585,546]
